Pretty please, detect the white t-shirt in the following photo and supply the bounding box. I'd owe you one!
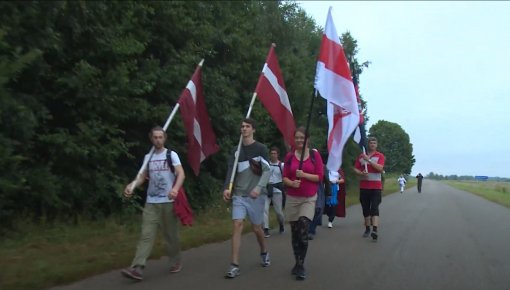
[269,161,284,193]
[144,149,181,204]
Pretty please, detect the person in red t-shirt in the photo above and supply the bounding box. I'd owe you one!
[354,137,385,242]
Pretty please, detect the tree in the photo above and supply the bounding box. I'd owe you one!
[368,120,415,174]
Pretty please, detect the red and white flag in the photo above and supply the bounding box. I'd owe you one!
[178,60,219,176]
[255,44,296,147]
[314,7,360,172]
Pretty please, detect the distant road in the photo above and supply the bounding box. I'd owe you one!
[52,180,510,290]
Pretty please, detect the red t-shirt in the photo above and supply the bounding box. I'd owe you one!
[354,151,385,189]
[284,150,324,198]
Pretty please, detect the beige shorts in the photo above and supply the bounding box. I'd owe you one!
[285,194,317,221]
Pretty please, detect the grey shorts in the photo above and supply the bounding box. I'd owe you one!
[232,195,265,225]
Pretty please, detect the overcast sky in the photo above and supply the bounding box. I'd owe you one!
[297,1,510,178]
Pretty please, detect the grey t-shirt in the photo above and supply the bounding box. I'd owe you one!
[223,141,270,197]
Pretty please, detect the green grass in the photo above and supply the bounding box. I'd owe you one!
[444,180,510,208]
[0,203,236,290]
[0,175,409,290]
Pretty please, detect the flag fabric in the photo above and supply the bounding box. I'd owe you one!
[255,45,296,147]
[352,75,368,151]
[178,61,219,176]
[314,7,360,173]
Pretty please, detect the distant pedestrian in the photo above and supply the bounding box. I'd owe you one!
[398,175,407,193]
[324,169,346,228]
[416,173,424,193]
[283,127,323,280]
[354,137,385,242]
[121,126,186,281]
[222,118,271,279]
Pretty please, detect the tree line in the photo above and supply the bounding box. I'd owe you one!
[0,1,415,230]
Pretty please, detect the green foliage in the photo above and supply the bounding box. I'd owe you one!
[369,120,415,174]
[0,1,381,231]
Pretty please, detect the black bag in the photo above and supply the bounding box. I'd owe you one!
[249,158,262,176]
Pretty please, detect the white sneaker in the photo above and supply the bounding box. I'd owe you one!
[328,222,333,228]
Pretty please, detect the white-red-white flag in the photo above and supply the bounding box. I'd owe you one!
[314,7,360,172]
[178,60,219,176]
[255,44,296,147]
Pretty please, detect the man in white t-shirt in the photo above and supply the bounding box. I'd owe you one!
[121,126,185,281]
[263,147,286,237]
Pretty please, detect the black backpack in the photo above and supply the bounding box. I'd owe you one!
[147,149,175,177]
[166,149,175,174]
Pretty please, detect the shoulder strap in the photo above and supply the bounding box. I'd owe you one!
[309,148,316,164]
[166,149,175,174]
[277,161,283,175]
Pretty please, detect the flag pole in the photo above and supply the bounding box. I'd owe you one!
[227,43,277,192]
[349,60,368,173]
[128,59,204,193]
[299,89,317,169]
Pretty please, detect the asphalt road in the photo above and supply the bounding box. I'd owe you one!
[52,180,510,290]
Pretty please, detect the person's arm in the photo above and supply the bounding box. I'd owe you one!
[170,165,185,198]
[167,151,185,199]
[368,158,384,172]
[283,153,301,189]
[123,158,149,197]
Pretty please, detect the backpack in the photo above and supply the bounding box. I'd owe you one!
[166,149,176,174]
[147,149,175,177]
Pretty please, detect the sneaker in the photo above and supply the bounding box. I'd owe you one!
[362,229,370,238]
[121,266,143,281]
[327,222,333,228]
[371,231,378,242]
[261,252,271,267]
[279,223,285,234]
[308,233,314,240]
[264,228,271,238]
[225,264,240,279]
[169,263,182,273]
[295,265,306,280]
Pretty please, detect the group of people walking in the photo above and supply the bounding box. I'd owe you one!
[120,118,386,282]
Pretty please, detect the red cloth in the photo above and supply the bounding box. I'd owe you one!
[335,182,346,217]
[173,187,193,226]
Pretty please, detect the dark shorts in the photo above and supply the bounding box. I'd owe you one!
[359,188,382,217]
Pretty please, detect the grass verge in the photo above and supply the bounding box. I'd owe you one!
[0,203,235,290]
[444,180,510,208]
[1,174,410,290]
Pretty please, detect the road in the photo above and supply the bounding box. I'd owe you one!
[52,180,510,290]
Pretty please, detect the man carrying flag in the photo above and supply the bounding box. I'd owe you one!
[314,7,359,193]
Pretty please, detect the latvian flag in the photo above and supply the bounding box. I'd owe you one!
[314,7,360,173]
[255,44,296,147]
[178,60,220,176]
